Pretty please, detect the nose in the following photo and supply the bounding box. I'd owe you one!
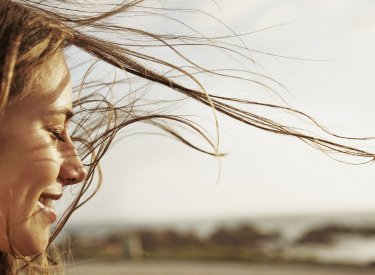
[58,140,87,186]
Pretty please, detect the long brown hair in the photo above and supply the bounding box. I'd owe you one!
[0,0,374,273]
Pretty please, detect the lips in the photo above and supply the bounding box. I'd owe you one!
[38,193,62,205]
[36,193,62,223]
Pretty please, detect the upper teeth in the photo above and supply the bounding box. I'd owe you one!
[39,197,53,208]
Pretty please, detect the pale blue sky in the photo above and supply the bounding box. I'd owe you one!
[62,0,375,226]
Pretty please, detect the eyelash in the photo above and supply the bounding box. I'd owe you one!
[49,128,66,142]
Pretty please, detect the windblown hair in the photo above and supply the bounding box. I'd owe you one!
[0,0,374,273]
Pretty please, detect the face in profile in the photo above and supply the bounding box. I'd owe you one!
[0,52,87,256]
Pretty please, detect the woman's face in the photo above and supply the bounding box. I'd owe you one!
[0,52,87,256]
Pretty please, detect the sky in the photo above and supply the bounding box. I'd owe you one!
[63,0,375,226]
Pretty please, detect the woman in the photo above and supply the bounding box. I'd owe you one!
[0,0,373,274]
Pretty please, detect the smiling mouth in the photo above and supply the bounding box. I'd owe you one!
[36,193,62,223]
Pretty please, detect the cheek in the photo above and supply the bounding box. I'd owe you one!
[0,150,60,249]
[7,156,60,212]
[0,126,61,207]
[0,157,60,254]
[0,146,61,213]
[26,157,61,184]
[14,146,61,186]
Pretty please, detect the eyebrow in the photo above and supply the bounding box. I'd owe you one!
[45,107,74,122]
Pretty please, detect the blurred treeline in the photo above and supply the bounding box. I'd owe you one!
[61,223,375,265]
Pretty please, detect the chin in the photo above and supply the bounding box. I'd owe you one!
[12,238,49,257]
[17,240,49,257]
[10,221,51,256]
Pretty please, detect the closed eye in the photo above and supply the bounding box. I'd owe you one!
[49,128,66,142]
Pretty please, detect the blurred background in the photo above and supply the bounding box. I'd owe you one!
[60,0,375,274]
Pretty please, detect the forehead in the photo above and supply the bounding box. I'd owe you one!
[3,52,73,126]
[31,52,72,104]
[15,52,73,117]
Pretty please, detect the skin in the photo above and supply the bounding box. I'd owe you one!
[0,52,87,256]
